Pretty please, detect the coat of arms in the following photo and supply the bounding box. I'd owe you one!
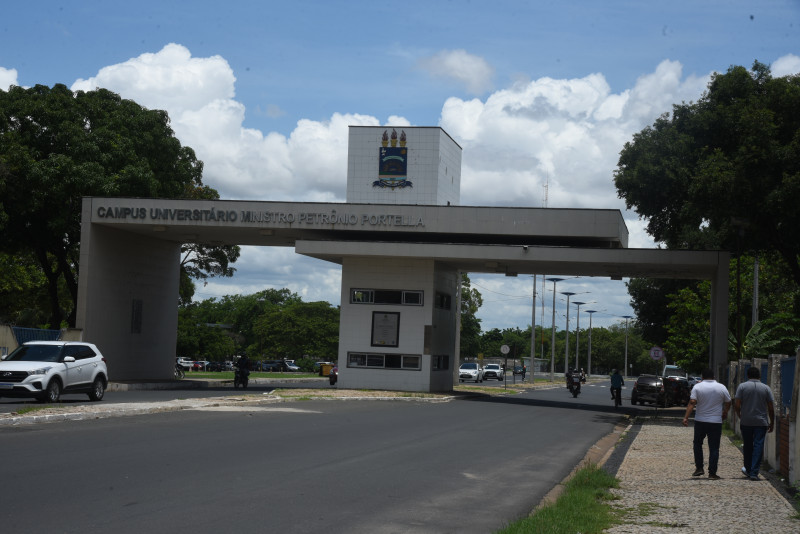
[374,129,412,189]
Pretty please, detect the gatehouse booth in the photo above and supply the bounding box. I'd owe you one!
[77,126,729,392]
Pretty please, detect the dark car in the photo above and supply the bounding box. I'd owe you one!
[631,375,690,407]
[261,360,296,372]
[206,361,224,372]
[512,366,524,375]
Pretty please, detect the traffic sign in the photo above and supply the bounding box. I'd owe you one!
[500,344,510,355]
[649,346,664,361]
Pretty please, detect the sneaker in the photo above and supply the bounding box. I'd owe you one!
[749,474,760,481]
[692,469,704,477]
[741,467,750,477]
[708,474,721,480]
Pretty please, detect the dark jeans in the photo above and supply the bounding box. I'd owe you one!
[741,425,768,476]
[693,421,722,475]
[611,387,621,405]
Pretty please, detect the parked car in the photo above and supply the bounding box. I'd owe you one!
[513,366,525,375]
[0,341,109,403]
[459,362,484,383]
[205,361,224,372]
[483,363,504,381]
[261,360,298,372]
[191,360,210,371]
[176,357,194,371]
[688,376,702,389]
[631,374,690,407]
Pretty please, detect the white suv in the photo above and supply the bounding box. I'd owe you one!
[0,341,109,403]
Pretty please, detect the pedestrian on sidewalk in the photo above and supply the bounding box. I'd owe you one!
[682,368,731,480]
[734,366,775,481]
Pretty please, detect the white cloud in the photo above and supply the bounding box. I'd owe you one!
[772,54,800,77]
[72,43,235,114]
[419,49,494,95]
[439,60,710,240]
[0,67,18,90]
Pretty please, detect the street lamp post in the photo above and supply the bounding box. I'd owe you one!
[585,310,596,376]
[622,315,633,378]
[572,301,586,372]
[530,275,537,373]
[561,292,576,371]
[547,278,564,381]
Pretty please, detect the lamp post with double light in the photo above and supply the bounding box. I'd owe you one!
[585,309,597,376]
[547,278,564,381]
[622,315,633,378]
[561,292,576,372]
[572,300,593,372]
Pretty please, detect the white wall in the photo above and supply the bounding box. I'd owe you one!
[337,256,456,392]
[346,126,461,206]
[77,221,180,380]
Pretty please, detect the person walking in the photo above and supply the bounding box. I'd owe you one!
[734,366,775,481]
[682,368,731,480]
[610,369,624,407]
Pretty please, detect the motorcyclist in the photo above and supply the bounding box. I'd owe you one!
[235,354,250,377]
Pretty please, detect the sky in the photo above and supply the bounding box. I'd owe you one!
[2,1,799,336]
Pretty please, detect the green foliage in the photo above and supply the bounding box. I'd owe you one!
[252,300,340,360]
[0,84,238,327]
[616,63,800,363]
[664,283,712,373]
[626,278,691,347]
[728,313,800,360]
[615,62,800,280]
[459,273,483,359]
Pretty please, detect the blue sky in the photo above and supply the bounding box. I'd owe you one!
[2,1,799,334]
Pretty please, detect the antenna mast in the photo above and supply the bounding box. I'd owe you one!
[542,174,549,208]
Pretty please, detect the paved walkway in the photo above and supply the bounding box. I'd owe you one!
[604,418,798,533]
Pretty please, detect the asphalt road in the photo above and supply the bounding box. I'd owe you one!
[0,381,660,533]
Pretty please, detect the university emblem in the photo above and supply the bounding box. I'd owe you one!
[373,129,412,189]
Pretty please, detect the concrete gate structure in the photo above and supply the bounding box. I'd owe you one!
[76,126,730,391]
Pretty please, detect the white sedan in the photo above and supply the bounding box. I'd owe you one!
[459,362,484,383]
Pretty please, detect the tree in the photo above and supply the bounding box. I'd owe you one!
[252,301,340,359]
[626,278,692,347]
[459,273,483,359]
[614,62,800,284]
[663,283,712,373]
[0,84,238,326]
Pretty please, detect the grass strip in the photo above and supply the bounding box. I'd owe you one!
[495,463,620,534]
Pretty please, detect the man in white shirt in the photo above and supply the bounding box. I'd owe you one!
[682,368,731,480]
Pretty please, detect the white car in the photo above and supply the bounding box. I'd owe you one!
[459,362,484,383]
[0,341,109,403]
[482,363,504,381]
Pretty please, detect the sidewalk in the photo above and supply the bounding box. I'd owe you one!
[604,418,798,533]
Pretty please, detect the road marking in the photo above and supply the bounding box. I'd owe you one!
[189,406,322,413]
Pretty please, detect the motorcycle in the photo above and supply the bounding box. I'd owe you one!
[568,372,581,398]
[174,364,185,380]
[233,366,250,389]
